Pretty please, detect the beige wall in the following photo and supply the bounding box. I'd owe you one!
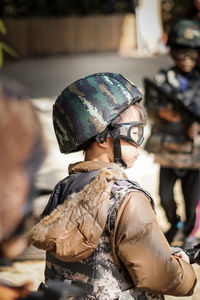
[3,14,137,58]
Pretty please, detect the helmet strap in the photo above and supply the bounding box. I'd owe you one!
[96,127,109,144]
[96,127,127,168]
[113,136,127,168]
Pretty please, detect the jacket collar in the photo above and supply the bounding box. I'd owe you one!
[68,161,127,176]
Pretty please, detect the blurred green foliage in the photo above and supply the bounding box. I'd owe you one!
[0,0,137,17]
[162,0,194,22]
[0,19,17,67]
[162,0,196,33]
[0,0,196,27]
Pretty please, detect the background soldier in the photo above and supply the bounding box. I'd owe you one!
[144,19,200,249]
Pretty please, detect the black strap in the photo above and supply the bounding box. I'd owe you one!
[113,136,127,168]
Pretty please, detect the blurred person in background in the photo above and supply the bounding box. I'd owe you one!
[0,75,46,299]
[144,19,200,249]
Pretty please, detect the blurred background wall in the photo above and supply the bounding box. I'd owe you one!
[0,0,196,59]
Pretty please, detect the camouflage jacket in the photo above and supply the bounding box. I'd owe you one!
[29,161,196,299]
[144,67,200,168]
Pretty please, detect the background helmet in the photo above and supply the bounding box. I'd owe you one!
[167,19,200,49]
[53,72,142,154]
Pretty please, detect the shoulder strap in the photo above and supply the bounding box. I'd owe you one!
[42,170,99,216]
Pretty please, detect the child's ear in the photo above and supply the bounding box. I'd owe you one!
[98,137,113,149]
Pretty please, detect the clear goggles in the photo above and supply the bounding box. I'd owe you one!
[110,122,144,146]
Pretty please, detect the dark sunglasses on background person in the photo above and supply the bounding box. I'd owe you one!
[171,49,199,61]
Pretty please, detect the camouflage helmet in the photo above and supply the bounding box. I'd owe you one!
[167,19,200,49]
[53,72,142,154]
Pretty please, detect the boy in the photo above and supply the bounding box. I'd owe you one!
[29,72,196,299]
[144,19,200,248]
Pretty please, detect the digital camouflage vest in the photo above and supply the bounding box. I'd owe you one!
[45,174,164,300]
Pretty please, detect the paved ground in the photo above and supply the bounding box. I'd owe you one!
[1,52,200,299]
[1,52,172,98]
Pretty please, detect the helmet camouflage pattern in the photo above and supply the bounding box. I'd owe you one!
[53,72,142,153]
[167,19,200,48]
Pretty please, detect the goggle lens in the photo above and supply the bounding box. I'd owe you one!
[130,125,144,145]
[111,122,144,146]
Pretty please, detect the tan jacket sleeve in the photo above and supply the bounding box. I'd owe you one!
[114,191,197,296]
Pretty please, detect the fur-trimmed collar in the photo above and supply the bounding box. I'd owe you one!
[28,163,128,261]
[68,161,128,178]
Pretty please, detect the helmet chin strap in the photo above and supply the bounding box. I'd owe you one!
[113,136,127,168]
[96,127,127,168]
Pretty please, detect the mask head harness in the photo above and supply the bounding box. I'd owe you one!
[96,121,144,168]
